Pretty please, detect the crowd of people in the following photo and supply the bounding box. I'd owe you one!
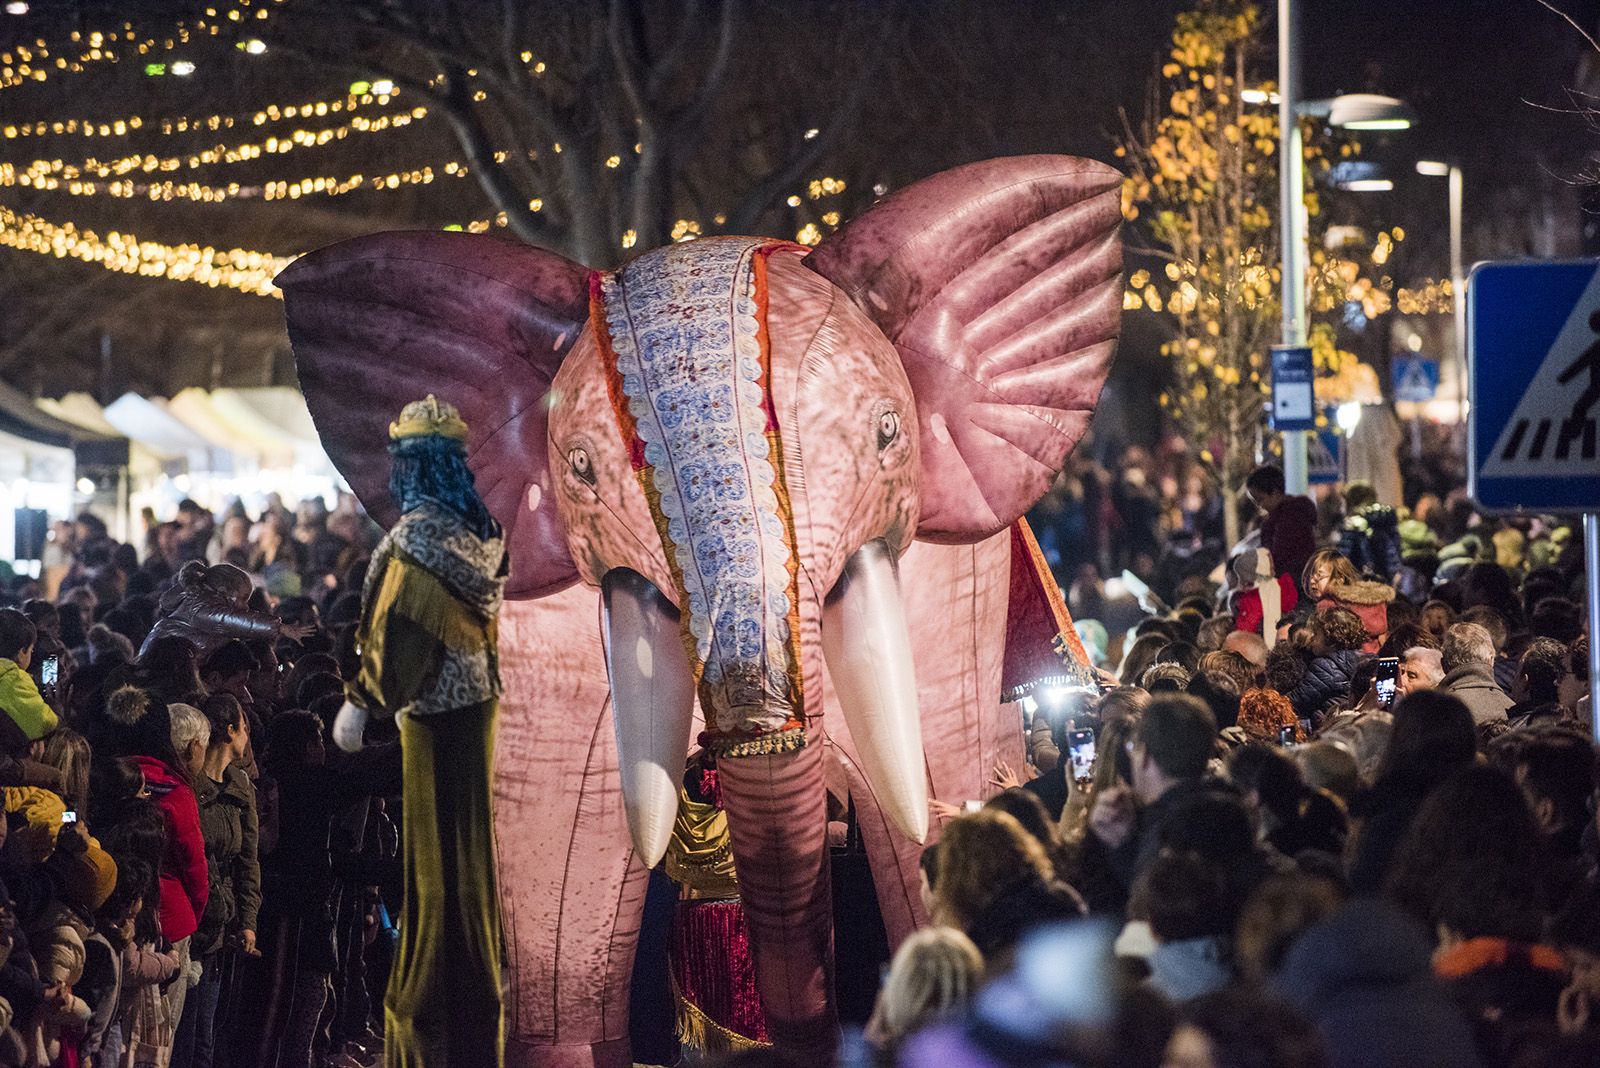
[0,495,392,1068]
[827,463,1596,1068]
[0,452,1594,1068]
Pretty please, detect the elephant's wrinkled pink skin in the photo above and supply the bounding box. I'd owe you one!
[279,154,1123,1066]
[492,588,644,1068]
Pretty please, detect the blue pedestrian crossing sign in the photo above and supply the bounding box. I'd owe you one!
[1392,357,1439,403]
[1308,427,1342,485]
[1469,259,1600,513]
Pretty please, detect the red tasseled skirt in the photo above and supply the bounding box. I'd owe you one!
[669,898,771,1052]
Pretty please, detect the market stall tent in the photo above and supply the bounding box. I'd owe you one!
[0,380,127,566]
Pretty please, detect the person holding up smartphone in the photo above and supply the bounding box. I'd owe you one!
[0,609,59,765]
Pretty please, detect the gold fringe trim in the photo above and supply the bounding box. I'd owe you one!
[670,972,769,1056]
[710,727,806,758]
[380,551,491,653]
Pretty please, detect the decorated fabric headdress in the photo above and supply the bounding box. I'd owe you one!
[387,395,499,540]
[389,394,469,442]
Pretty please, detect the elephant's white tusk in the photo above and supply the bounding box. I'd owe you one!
[823,541,929,843]
[601,568,698,867]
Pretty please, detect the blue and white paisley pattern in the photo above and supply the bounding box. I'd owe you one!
[601,238,800,736]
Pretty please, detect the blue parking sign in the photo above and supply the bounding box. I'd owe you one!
[1270,345,1316,431]
[1469,259,1600,513]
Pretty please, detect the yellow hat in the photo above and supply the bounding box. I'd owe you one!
[56,843,118,914]
[389,395,469,442]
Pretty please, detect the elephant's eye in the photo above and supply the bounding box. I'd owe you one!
[876,410,901,450]
[567,446,596,485]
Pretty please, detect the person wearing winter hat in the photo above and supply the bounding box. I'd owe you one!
[1231,548,1297,649]
[30,830,117,1064]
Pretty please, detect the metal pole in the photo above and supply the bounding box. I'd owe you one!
[1449,165,1467,430]
[1586,513,1600,744]
[1279,0,1309,494]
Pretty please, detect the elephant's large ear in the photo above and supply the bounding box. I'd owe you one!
[806,155,1122,543]
[277,231,589,598]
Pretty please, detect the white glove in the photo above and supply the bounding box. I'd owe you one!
[333,701,369,753]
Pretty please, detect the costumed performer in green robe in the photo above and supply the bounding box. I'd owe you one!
[332,394,507,1068]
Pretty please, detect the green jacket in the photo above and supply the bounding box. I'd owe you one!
[194,763,261,957]
[0,659,57,752]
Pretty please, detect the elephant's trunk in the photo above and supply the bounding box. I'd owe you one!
[602,544,929,1057]
[716,738,835,1059]
[706,541,929,1059]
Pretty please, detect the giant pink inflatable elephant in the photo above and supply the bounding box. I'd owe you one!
[278,155,1122,1066]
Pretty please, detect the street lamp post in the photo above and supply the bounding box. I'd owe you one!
[1417,160,1467,427]
[1278,0,1310,494]
[1277,0,1414,495]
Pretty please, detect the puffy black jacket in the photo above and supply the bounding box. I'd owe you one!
[139,585,280,662]
[1288,649,1362,721]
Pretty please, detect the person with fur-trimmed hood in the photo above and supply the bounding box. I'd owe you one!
[331,395,509,1068]
[1303,549,1395,654]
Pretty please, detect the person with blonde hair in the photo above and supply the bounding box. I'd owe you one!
[39,727,91,816]
[864,927,983,1056]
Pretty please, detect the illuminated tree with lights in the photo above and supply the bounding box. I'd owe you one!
[6,1,901,269]
[1119,0,1380,545]
[132,0,906,267]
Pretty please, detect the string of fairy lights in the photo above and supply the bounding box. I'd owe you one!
[8,105,429,188]
[1,0,278,93]
[2,85,402,141]
[0,3,452,295]
[0,201,293,297]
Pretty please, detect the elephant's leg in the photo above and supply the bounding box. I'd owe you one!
[494,594,649,1068]
[831,534,1020,948]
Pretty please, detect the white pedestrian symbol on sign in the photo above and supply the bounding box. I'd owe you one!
[1482,307,1600,476]
[1308,433,1339,481]
[1395,360,1436,402]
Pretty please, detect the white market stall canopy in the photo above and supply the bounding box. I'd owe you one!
[103,392,226,470]
[0,379,128,564]
[168,388,298,470]
[88,388,343,516]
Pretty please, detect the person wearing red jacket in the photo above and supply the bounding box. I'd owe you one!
[105,686,211,1065]
[1231,548,1299,648]
[1246,465,1319,594]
